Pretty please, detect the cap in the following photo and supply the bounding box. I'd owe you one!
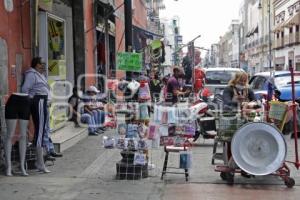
[87,85,100,93]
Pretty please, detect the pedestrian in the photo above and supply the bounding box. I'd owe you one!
[82,86,106,135]
[149,73,162,103]
[68,86,99,135]
[21,57,61,173]
[165,67,190,105]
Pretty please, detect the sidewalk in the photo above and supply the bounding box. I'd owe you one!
[0,128,299,200]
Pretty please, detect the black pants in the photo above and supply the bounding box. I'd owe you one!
[31,95,48,147]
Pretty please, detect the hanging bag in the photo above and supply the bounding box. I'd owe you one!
[179,151,192,169]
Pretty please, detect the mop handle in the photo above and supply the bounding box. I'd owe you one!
[289,63,300,169]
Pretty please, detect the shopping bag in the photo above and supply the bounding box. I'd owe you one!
[139,104,150,120]
[179,151,192,169]
[137,139,148,150]
[148,124,158,140]
[138,123,148,138]
[127,80,140,95]
[184,122,196,136]
[168,107,177,124]
[126,124,138,138]
[102,136,115,149]
[134,152,147,165]
[138,82,151,100]
[117,123,127,135]
[116,138,126,149]
[174,136,185,147]
[158,125,168,137]
[125,138,138,151]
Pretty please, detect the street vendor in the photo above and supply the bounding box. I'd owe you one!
[223,71,256,111]
[221,71,259,180]
[165,67,190,105]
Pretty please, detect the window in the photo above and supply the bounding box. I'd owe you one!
[296,25,299,32]
[277,32,280,38]
[290,27,293,33]
[281,31,284,37]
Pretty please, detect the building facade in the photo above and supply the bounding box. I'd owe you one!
[274,0,300,71]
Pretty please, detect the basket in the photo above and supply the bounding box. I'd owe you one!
[217,114,245,140]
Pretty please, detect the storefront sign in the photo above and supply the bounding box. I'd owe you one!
[39,0,53,12]
[117,52,142,72]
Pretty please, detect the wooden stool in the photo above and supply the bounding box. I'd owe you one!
[161,145,190,181]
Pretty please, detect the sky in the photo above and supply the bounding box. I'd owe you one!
[160,0,243,51]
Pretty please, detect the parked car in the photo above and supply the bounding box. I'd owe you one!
[249,71,300,101]
[204,67,245,95]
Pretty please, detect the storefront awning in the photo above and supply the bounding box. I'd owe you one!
[284,12,300,27]
[132,25,163,51]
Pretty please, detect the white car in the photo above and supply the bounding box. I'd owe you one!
[204,67,245,95]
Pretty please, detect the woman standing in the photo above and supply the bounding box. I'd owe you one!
[21,57,52,173]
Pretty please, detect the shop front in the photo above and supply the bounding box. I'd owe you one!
[38,0,74,131]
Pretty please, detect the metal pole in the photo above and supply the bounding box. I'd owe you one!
[124,0,132,52]
[268,0,272,73]
[190,42,195,93]
[104,18,110,79]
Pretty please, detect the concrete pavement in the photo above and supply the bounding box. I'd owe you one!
[0,128,299,200]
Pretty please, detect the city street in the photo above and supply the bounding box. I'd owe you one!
[0,128,299,200]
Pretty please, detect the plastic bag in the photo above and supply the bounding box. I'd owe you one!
[103,136,115,149]
[138,82,151,100]
[179,151,192,169]
[134,152,147,165]
[127,80,140,95]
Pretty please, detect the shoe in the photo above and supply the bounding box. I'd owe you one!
[98,127,106,131]
[45,155,56,161]
[95,129,104,134]
[89,132,98,136]
[50,152,63,158]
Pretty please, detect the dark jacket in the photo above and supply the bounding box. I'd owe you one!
[222,86,256,111]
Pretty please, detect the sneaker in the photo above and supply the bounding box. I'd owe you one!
[95,129,104,134]
[89,132,98,136]
[98,127,106,131]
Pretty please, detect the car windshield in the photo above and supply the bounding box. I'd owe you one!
[274,73,300,88]
[205,71,238,84]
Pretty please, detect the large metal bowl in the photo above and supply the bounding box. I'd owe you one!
[231,122,287,176]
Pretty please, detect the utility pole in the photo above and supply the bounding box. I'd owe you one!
[124,0,133,80]
[124,0,132,52]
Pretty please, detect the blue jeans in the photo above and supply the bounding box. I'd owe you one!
[92,110,105,128]
[44,108,55,153]
[81,113,96,133]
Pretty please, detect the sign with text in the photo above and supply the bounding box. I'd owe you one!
[117,52,142,72]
